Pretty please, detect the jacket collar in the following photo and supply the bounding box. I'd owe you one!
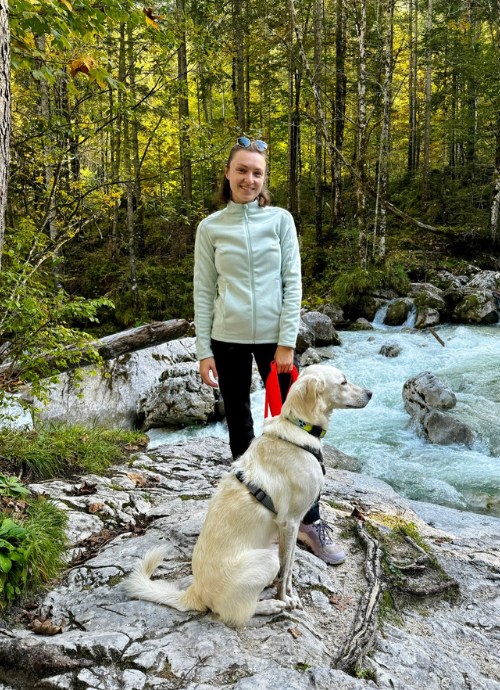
[225,199,261,217]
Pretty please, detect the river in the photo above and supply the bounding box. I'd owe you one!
[148,315,500,518]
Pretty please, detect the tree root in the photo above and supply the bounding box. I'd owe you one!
[335,520,384,672]
[395,580,459,597]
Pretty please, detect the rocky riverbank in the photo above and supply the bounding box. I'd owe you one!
[1,437,499,690]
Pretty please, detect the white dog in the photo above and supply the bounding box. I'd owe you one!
[122,365,372,627]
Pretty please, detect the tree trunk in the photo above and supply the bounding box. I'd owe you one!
[408,0,415,172]
[422,0,433,205]
[177,0,193,217]
[123,42,139,311]
[0,320,191,382]
[0,0,10,273]
[356,0,368,267]
[332,0,346,227]
[490,0,500,242]
[377,0,394,260]
[287,8,296,214]
[314,0,323,246]
[128,24,145,256]
[111,24,125,262]
[235,0,245,131]
[35,35,61,291]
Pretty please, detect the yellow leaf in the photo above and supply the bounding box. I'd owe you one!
[59,0,72,10]
[69,57,95,78]
[144,15,159,29]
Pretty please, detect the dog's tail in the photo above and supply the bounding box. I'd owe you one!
[122,546,206,613]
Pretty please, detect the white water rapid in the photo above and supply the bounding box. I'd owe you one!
[148,318,500,517]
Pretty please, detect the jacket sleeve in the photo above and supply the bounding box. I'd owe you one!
[193,219,218,361]
[278,212,302,348]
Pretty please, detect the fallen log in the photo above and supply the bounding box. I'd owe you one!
[0,319,191,383]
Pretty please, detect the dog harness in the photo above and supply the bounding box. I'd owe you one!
[234,439,326,515]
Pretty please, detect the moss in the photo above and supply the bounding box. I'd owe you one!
[295,663,312,671]
[107,575,123,588]
[353,667,377,681]
[179,494,210,501]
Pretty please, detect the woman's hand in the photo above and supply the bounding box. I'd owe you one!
[274,345,294,374]
[199,357,219,387]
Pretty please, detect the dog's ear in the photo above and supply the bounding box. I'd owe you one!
[304,376,325,409]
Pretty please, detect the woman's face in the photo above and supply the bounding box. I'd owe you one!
[225,150,266,204]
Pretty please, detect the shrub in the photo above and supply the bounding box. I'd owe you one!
[0,517,29,606]
[333,259,410,307]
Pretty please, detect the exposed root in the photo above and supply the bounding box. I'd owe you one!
[395,580,459,597]
[335,520,384,672]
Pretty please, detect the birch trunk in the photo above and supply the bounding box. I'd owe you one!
[356,0,368,267]
[235,0,245,131]
[111,24,125,262]
[177,0,192,215]
[0,0,10,273]
[128,25,145,256]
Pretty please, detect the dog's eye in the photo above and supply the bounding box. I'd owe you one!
[341,380,347,385]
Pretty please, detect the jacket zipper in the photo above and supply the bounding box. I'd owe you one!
[244,205,256,341]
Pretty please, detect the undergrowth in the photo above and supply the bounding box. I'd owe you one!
[0,495,68,608]
[0,423,148,479]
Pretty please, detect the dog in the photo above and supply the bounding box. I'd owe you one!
[122,365,372,628]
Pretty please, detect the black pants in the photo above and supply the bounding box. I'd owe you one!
[211,339,320,524]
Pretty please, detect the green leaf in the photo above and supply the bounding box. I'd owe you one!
[0,554,12,573]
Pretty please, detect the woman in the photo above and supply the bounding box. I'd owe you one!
[193,138,345,565]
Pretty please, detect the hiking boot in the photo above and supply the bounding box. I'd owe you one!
[297,520,346,565]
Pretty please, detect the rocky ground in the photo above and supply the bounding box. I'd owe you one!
[1,437,499,690]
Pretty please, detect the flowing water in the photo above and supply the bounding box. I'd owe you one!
[146,317,500,518]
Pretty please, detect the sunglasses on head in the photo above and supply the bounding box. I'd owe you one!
[236,137,268,151]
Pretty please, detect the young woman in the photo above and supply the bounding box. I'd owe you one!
[193,138,345,565]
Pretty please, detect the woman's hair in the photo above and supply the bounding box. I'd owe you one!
[217,141,271,207]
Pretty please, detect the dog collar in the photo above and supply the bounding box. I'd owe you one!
[287,417,327,438]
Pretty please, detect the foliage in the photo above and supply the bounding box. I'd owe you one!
[0,222,114,420]
[18,496,68,593]
[332,260,410,307]
[0,423,148,479]
[0,518,29,607]
[0,474,30,499]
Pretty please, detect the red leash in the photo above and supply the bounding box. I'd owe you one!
[264,361,299,418]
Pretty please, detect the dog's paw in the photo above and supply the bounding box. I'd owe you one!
[281,592,302,611]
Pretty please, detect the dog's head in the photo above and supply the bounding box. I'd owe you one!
[281,365,372,426]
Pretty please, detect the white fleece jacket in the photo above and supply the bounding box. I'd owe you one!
[193,199,302,361]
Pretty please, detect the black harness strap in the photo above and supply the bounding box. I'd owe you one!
[235,470,277,514]
[234,439,326,515]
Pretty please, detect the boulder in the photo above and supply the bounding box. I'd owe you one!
[322,445,362,472]
[408,283,447,311]
[319,302,345,324]
[402,371,456,422]
[300,347,323,367]
[449,289,499,324]
[414,306,440,330]
[358,295,389,321]
[296,320,315,353]
[423,409,474,447]
[379,342,402,357]
[137,363,218,430]
[465,270,500,291]
[428,270,463,291]
[29,338,198,430]
[385,298,414,326]
[348,318,374,331]
[301,312,342,347]
[372,288,399,300]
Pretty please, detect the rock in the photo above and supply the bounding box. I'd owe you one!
[423,409,474,447]
[319,302,345,324]
[409,283,447,312]
[372,288,399,300]
[301,312,342,347]
[296,320,315,354]
[358,296,389,322]
[27,338,198,430]
[2,438,500,690]
[448,289,499,325]
[429,270,463,291]
[414,306,440,330]
[385,298,414,326]
[402,371,456,422]
[137,363,218,430]
[348,318,374,331]
[465,270,500,291]
[300,347,323,367]
[323,446,362,472]
[379,342,402,357]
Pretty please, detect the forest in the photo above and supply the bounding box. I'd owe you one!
[1,0,500,382]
